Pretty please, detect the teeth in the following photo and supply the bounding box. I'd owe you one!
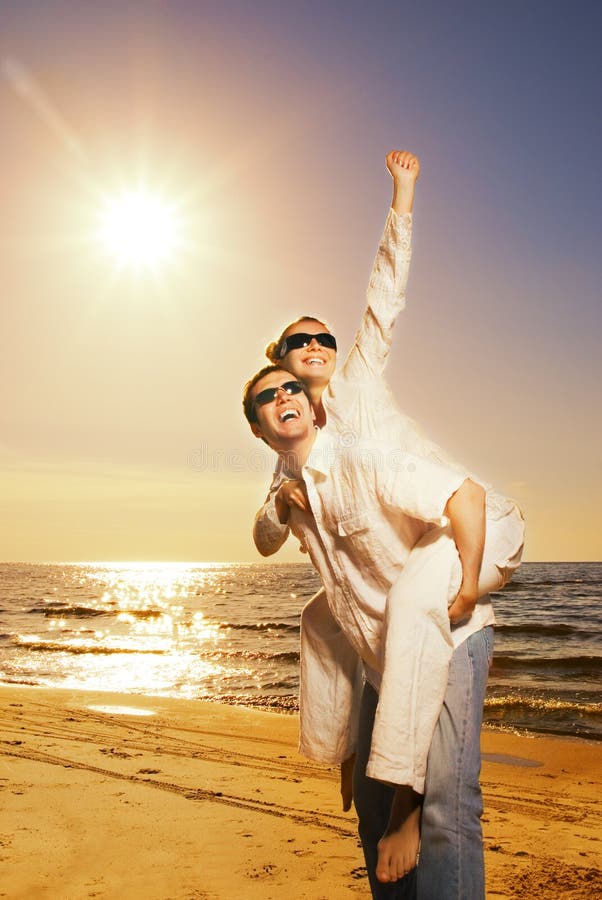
[307,358,324,365]
[279,409,299,422]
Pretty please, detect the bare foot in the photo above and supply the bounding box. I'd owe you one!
[376,787,422,883]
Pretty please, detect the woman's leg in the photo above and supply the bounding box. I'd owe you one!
[367,515,514,790]
[366,525,459,791]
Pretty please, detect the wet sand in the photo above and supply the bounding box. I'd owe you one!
[1,686,600,899]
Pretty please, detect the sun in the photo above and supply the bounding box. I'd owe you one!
[97,188,182,272]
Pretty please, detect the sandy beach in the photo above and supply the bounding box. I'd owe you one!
[1,686,600,899]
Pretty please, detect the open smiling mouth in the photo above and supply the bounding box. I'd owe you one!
[305,357,325,366]
[279,409,300,422]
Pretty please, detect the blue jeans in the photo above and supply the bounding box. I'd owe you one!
[353,627,494,900]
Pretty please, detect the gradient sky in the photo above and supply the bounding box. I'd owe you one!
[1,0,601,562]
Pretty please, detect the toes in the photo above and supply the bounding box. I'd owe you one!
[375,846,392,883]
[375,858,391,883]
[377,834,420,883]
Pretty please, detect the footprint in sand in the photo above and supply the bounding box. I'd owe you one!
[350,866,367,880]
[247,864,279,879]
[99,747,135,759]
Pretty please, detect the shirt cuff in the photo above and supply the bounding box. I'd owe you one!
[253,504,290,554]
[389,207,413,230]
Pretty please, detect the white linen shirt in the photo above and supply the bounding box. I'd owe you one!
[285,428,473,673]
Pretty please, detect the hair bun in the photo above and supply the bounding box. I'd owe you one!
[265,340,279,363]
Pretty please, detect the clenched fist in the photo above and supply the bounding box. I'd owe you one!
[386,150,420,183]
[275,479,309,524]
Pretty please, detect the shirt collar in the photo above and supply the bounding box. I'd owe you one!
[303,426,338,476]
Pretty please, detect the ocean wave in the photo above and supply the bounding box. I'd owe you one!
[28,605,164,620]
[217,621,300,633]
[15,639,165,656]
[502,577,597,588]
[198,649,299,663]
[210,693,299,712]
[29,604,108,618]
[483,720,602,741]
[494,623,585,637]
[484,694,602,715]
[492,654,602,673]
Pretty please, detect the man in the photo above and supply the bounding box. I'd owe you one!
[242,365,516,898]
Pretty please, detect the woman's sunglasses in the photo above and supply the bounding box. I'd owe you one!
[279,332,337,358]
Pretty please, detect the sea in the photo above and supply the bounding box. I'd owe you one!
[1,561,600,742]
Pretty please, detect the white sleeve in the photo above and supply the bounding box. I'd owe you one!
[253,463,290,556]
[340,208,412,382]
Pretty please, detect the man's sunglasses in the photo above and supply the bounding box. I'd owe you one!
[279,332,337,358]
[254,380,305,410]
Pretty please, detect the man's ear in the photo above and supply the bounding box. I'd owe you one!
[250,422,263,439]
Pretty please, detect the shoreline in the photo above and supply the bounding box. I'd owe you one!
[2,679,600,745]
[1,685,601,898]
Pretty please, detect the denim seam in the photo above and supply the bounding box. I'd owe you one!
[455,639,474,900]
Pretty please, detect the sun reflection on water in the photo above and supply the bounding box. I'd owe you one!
[24,563,233,695]
[6,562,306,707]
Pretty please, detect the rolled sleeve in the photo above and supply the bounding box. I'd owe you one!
[253,469,290,556]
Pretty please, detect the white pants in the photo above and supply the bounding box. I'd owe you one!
[298,506,524,793]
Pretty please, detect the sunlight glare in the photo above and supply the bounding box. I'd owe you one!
[97,188,181,271]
